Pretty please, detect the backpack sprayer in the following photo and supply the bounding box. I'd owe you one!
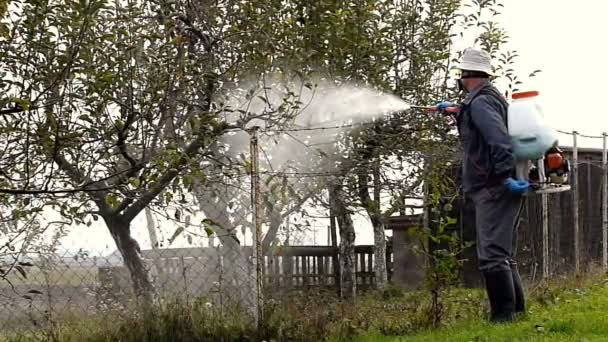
[417,91,571,195]
[508,91,570,194]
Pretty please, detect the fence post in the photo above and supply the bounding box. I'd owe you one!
[572,131,580,274]
[248,127,264,331]
[542,192,549,279]
[328,187,340,292]
[603,133,608,271]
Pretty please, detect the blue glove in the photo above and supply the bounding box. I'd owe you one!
[434,101,457,114]
[435,101,459,115]
[504,178,530,195]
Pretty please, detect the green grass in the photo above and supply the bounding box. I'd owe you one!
[354,278,608,342]
[3,274,608,341]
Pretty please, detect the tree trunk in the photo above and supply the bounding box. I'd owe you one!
[357,169,388,289]
[262,209,283,254]
[331,184,356,300]
[145,207,159,249]
[371,215,388,289]
[328,191,340,293]
[105,216,156,305]
[371,164,388,289]
[262,193,312,254]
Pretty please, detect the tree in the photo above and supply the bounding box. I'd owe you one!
[0,0,301,303]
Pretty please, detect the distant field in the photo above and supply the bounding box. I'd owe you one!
[1,266,99,287]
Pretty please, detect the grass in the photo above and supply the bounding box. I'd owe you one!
[2,273,607,341]
[352,275,608,342]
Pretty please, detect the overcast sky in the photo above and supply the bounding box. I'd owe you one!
[498,0,605,148]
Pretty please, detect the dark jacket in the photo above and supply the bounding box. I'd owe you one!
[456,80,515,194]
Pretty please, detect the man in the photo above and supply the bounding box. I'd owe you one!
[437,48,529,323]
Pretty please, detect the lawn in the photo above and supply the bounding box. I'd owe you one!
[2,273,607,341]
[356,279,608,342]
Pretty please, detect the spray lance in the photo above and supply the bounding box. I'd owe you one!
[409,104,461,126]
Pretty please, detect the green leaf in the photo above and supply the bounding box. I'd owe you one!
[15,266,27,279]
[105,194,119,208]
[168,227,184,245]
[243,160,253,173]
[164,192,174,204]
[78,114,93,123]
[129,178,141,188]
[114,120,125,130]
[202,218,221,237]
[257,96,268,103]
[89,0,106,14]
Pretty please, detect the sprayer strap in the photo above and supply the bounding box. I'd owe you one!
[463,85,509,132]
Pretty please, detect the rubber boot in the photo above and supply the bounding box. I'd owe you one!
[509,261,526,316]
[483,269,516,323]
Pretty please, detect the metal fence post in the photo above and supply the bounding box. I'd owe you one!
[542,192,549,279]
[603,133,608,271]
[572,131,580,274]
[248,127,264,331]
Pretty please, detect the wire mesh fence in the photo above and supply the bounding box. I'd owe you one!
[1,126,607,336]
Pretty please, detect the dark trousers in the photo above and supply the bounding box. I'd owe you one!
[468,184,527,320]
[469,185,525,272]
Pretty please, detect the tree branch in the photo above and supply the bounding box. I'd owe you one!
[121,128,219,222]
[383,177,424,217]
[262,192,312,252]
[0,186,114,195]
[115,106,138,168]
[50,153,111,211]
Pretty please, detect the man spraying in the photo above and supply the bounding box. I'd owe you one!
[436,48,529,323]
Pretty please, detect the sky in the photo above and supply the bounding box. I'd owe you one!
[21,1,608,258]
[498,0,607,148]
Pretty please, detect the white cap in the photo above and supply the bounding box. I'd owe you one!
[456,48,494,76]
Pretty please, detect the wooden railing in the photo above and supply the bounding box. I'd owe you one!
[97,245,394,299]
[263,245,393,289]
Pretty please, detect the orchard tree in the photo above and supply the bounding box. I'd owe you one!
[0,0,303,302]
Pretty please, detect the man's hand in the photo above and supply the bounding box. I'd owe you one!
[433,101,460,116]
[434,101,455,112]
[504,178,530,195]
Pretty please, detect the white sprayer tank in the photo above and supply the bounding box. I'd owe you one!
[507,91,558,161]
